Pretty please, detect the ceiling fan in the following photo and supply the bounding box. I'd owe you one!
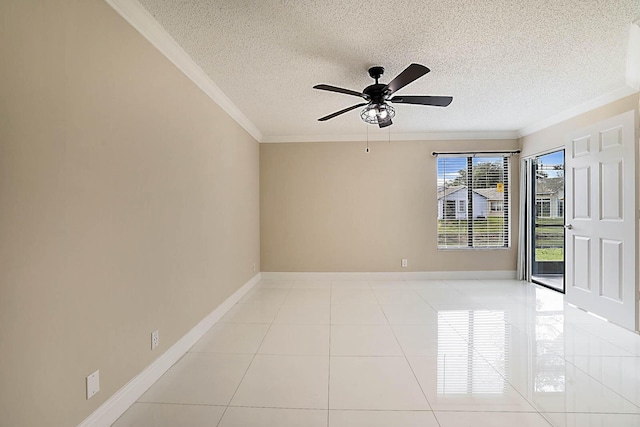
[313,63,452,128]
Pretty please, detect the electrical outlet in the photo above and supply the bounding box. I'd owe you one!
[401,259,408,268]
[86,370,100,400]
[253,263,256,272]
[151,330,159,350]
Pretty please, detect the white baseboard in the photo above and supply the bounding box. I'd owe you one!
[260,270,517,281]
[77,273,261,427]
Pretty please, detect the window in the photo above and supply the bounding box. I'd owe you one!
[557,199,564,218]
[536,199,551,217]
[444,200,457,219]
[437,155,510,248]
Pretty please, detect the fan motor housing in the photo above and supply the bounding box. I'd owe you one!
[363,83,387,103]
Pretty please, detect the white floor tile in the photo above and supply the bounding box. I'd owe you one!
[508,357,640,414]
[408,355,536,411]
[258,324,330,355]
[561,304,613,325]
[292,280,332,289]
[112,403,226,427]
[273,303,330,324]
[429,301,488,310]
[329,409,439,427]
[381,304,437,324]
[544,324,634,357]
[219,407,327,427]
[435,411,552,427]
[331,303,388,324]
[219,303,280,324]
[240,288,289,305]
[231,355,329,409]
[285,288,331,304]
[139,353,252,405]
[406,280,451,290]
[567,355,640,407]
[391,324,445,356]
[189,323,269,354]
[329,357,429,410]
[541,412,640,427]
[331,280,371,289]
[444,280,486,289]
[369,281,410,289]
[572,322,640,356]
[331,288,378,304]
[330,324,403,356]
[373,288,423,304]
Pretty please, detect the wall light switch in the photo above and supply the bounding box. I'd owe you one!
[86,370,99,400]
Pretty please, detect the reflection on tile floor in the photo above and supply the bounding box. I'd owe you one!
[113,279,640,427]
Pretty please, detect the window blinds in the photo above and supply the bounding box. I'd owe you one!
[437,155,510,249]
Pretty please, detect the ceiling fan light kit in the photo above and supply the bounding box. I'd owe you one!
[360,103,395,125]
[313,63,453,128]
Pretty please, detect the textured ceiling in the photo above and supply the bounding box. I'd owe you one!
[137,0,640,140]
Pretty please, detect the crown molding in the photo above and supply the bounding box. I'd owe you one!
[626,21,640,91]
[103,0,263,142]
[516,85,638,138]
[261,131,519,143]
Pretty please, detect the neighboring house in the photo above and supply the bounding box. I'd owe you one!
[437,186,505,220]
[535,177,564,218]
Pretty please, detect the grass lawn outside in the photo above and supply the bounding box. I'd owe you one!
[438,217,506,247]
[438,217,505,232]
[535,247,564,261]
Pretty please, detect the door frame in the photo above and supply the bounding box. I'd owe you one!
[522,148,567,293]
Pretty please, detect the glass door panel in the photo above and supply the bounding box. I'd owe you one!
[531,150,565,292]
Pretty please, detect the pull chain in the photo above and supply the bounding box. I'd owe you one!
[366,125,370,153]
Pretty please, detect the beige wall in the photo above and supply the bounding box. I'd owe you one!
[0,1,260,426]
[261,139,520,272]
[519,94,640,157]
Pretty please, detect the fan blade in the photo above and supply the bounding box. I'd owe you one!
[313,84,368,99]
[318,103,368,121]
[390,95,453,107]
[385,64,430,96]
[378,117,393,128]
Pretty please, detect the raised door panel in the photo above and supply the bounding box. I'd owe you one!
[600,239,623,302]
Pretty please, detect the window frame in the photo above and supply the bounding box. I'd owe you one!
[490,201,503,212]
[536,198,551,218]
[557,199,564,218]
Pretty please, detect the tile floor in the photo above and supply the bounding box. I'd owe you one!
[112,279,640,427]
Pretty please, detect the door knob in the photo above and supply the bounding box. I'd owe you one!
[565,224,573,230]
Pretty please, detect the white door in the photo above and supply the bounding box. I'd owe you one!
[565,110,637,331]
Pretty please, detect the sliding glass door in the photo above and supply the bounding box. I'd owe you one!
[530,150,565,292]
